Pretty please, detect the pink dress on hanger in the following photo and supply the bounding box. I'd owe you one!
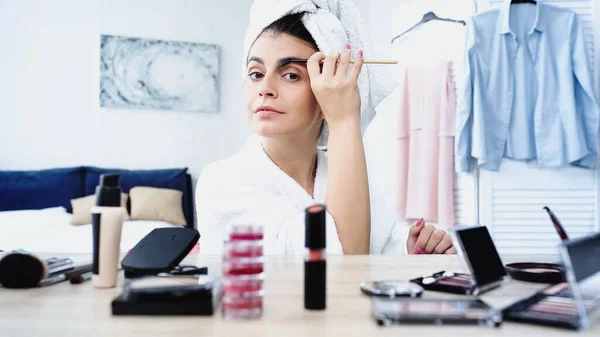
[396,60,456,227]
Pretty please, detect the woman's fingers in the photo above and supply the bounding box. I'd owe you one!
[424,229,446,254]
[414,224,434,253]
[307,52,326,78]
[433,233,454,254]
[336,45,351,79]
[349,49,364,81]
[444,246,457,254]
[321,51,340,77]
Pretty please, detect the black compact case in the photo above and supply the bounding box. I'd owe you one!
[111,275,220,316]
[120,227,201,278]
[410,225,508,296]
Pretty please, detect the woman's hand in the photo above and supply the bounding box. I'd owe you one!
[306,45,363,128]
[406,218,457,255]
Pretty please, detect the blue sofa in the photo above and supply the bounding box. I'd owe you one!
[0,166,195,228]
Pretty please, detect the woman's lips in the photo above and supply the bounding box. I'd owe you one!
[255,107,283,117]
[256,110,282,117]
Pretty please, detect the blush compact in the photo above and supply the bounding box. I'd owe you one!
[503,207,569,285]
[504,262,565,284]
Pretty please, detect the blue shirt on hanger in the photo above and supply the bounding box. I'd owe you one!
[455,1,599,172]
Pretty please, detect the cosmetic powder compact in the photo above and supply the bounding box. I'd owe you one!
[360,281,424,298]
[505,262,565,284]
[111,275,220,316]
[503,206,568,284]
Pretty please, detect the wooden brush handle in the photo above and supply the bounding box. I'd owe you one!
[318,59,397,65]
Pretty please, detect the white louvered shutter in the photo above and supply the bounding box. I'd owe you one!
[476,0,599,255]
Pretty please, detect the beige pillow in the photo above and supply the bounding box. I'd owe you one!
[70,194,131,225]
[129,186,186,225]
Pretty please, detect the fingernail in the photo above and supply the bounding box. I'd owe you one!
[416,218,424,227]
[358,50,363,56]
[344,43,350,49]
[414,247,422,255]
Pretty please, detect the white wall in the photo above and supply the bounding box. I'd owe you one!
[0,0,253,181]
[0,0,405,183]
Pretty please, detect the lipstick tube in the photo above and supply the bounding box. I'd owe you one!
[304,204,327,310]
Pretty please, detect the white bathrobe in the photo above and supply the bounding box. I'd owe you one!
[195,135,406,255]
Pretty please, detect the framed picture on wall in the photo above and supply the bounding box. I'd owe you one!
[100,34,220,113]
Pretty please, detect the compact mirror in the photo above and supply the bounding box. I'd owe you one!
[360,280,424,298]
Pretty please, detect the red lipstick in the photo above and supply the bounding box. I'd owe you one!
[305,204,327,311]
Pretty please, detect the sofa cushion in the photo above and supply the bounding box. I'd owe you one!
[70,193,131,225]
[84,167,191,226]
[84,167,188,196]
[129,186,186,225]
[0,167,86,213]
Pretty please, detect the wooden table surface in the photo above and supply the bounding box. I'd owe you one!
[0,253,597,336]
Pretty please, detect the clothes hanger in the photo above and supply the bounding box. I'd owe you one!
[391,11,466,44]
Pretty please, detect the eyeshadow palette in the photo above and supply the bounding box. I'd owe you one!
[371,297,502,327]
[410,225,507,296]
[504,232,600,330]
[503,282,582,330]
[410,271,478,295]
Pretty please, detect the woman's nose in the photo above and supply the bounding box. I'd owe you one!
[258,75,277,98]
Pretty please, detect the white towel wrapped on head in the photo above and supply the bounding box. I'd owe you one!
[243,0,397,148]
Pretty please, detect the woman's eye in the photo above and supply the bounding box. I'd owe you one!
[248,72,263,80]
[283,73,299,80]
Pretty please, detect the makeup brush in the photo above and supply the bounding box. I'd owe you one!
[283,58,398,66]
[0,253,49,288]
[543,206,569,240]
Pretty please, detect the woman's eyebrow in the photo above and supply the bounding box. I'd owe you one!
[246,56,263,66]
[246,56,307,68]
[276,57,307,69]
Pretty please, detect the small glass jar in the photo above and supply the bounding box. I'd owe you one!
[227,224,264,241]
[221,290,264,320]
[222,273,265,293]
[222,257,264,276]
[224,240,264,259]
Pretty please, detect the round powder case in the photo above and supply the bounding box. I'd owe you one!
[504,262,565,284]
[360,281,424,298]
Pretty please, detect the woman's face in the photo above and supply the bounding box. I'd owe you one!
[245,32,322,140]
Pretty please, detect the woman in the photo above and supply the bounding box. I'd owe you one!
[195,11,456,255]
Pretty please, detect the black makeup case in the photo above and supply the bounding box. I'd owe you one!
[111,275,220,316]
[120,227,204,279]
